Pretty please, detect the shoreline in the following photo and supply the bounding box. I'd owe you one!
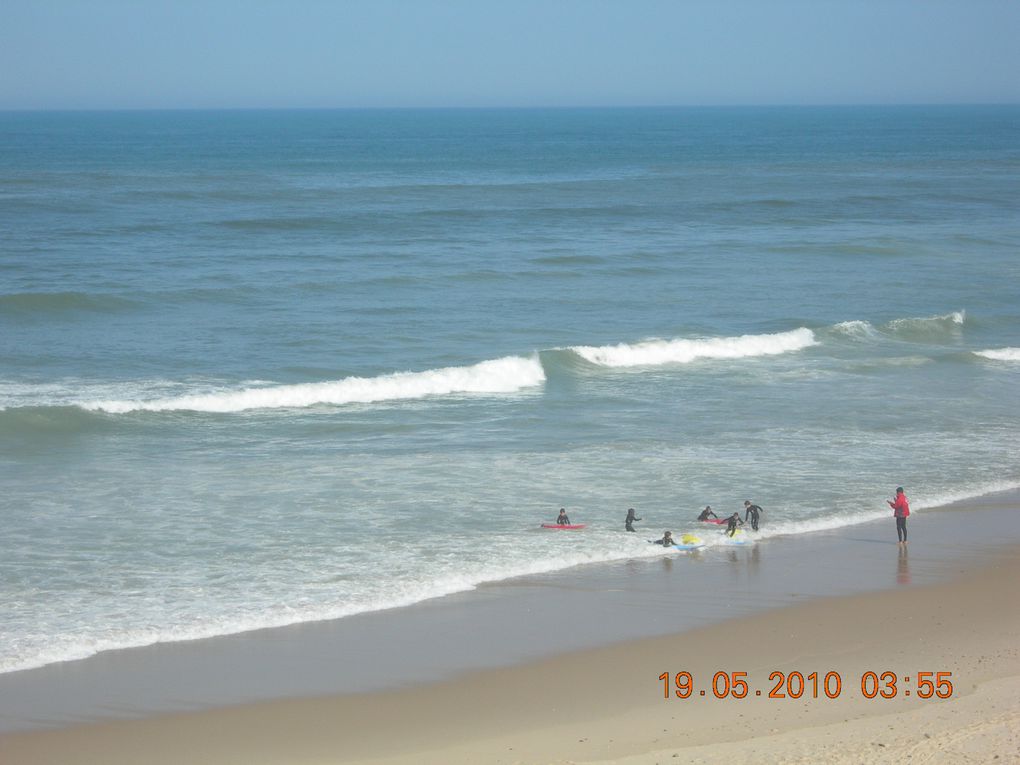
[2,490,1020,762]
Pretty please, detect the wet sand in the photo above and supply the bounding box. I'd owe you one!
[2,492,1019,763]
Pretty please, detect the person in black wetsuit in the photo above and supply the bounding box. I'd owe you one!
[697,506,717,521]
[556,508,571,525]
[725,513,744,537]
[625,507,642,532]
[654,531,674,546]
[743,500,764,531]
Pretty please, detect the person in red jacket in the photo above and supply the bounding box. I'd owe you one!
[887,487,910,545]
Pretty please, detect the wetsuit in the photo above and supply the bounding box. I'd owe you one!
[725,515,743,537]
[697,508,717,521]
[625,509,641,532]
[744,504,763,531]
[557,513,570,525]
[889,493,910,542]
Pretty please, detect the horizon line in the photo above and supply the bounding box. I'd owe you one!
[2,101,1018,115]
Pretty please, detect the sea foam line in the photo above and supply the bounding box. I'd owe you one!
[569,327,817,367]
[731,479,1020,542]
[5,481,1019,676]
[0,534,690,676]
[80,356,545,413]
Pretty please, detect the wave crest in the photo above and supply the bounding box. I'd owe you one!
[569,328,817,368]
[884,310,966,337]
[80,356,545,413]
[975,347,1020,362]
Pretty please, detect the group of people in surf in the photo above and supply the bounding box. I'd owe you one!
[559,486,911,546]
[633,500,764,545]
[696,501,764,535]
[554,501,764,541]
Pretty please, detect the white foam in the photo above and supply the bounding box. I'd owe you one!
[0,532,679,675]
[831,320,880,339]
[733,479,1020,542]
[975,347,1020,362]
[5,479,1019,676]
[570,328,817,368]
[79,356,545,413]
[910,480,1020,511]
[0,378,248,411]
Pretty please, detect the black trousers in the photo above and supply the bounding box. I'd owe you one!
[896,516,907,542]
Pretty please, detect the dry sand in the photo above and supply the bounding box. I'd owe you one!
[3,545,1018,764]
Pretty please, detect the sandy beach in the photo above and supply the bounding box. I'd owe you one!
[2,493,1019,764]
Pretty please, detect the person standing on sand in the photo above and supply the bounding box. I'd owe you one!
[888,487,910,545]
[625,508,642,532]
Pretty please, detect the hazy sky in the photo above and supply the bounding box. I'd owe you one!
[2,0,1018,110]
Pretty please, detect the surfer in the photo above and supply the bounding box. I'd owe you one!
[743,500,764,531]
[653,531,674,546]
[697,505,718,521]
[725,513,744,537]
[625,507,642,532]
[556,508,571,526]
[887,487,910,545]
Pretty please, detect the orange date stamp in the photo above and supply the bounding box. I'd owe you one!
[659,671,954,700]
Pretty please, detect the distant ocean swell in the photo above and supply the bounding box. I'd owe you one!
[0,291,138,316]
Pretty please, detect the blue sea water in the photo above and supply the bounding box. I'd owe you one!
[1,106,1018,673]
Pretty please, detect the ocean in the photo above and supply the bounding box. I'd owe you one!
[1,106,1018,675]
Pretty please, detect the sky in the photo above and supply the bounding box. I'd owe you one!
[1,0,1018,110]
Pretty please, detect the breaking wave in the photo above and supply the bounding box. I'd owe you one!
[568,328,817,367]
[79,356,545,413]
[884,310,966,338]
[974,347,1020,362]
[827,311,967,344]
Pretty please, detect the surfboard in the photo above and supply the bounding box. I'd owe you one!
[720,530,754,545]
[699,518,726,524]
[673,533,705,550]
[671,542,706,551]
[541,523,586,530]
